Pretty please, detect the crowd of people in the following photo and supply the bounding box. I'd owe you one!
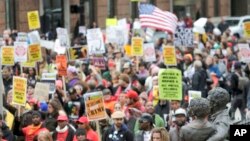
[0,13,249,141]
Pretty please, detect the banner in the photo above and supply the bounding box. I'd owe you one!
[188,90,201,104]
[84,91,106,121]
[87,28,105,55]
[174,27,194,47]
[158,69,182,100]
[27,11,41,30]
[131,37,143,56]
[56,55,67,76]
[106,18,118,26]
[238,43,250,63]
[143,43,156,62]
[1,46,14,66]
[13,77,27,106]
[28,44,42,62]
[34,82,50,102]
[163,46,177,66]
[28,31,41,44]
[56,28,70,48]
[69,46,88,61]
[244,22,250,38]
[14,42,28,62]
[21,61,36,68]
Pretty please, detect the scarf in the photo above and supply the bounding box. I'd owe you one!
[56,125,69,133]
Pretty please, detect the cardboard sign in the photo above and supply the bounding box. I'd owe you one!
[56,28,70,48]
[174,27,194,47]
[106,18,117,26]
[14,42,28,62]
[27,11,41,30]
[144,43,156,62]
[56,55,67,76]
[158,69,182,100]
[188,90,202,104]
[12,77,27,106]
[92,57,106,70]
[28,31,41,44]
[131,37,143,56]
[40,40,55,50]
[17,32,28,42]
[79,26,86,36]
[244,22,250,38]
[1,46,14,66]
[238,43,250,63]
[21,61,36,68]
[87,28,105,55]
[163,46,177,66]
[34,82,50,102]
[69,46,88,61]
[28,44,42,62]
[84,91,106,121]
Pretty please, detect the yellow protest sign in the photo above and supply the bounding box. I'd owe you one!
[28,44,42,62]
[244,22,250,38]
[106,18,117,27]
[124,45,132,56]
[21,60,36,68]
[84,91,106,121]
[131,37,143,56]
[1,46,14,66]
[13,77,27,106]
[163,46,177,66]
[158,69,182,100]
[5,110,14,129]
[27,11,41,30]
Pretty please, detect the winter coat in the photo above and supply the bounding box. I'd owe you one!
[102,124,134,141]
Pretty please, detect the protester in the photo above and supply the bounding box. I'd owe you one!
[37,130,53,141]
[76,116,99,141]
[2,66,13,94]
[75,128,87,141]
[150,127,169,141]
[0,114,14,141]
[135,113,154,141]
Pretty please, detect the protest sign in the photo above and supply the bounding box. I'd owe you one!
[131,37,143,56]
[79,26,86,36]
[14,42,28,62]
[12,77,27,106]
[1,46,14,66]
[143,43,156,62]
[41,73,56,94]
[188,90,202,104]
[56,28,70,48]
[56,55,67,76]
[87,28,105,55]
[124,45,132,56]
[34,82,50,102]
[5,110,14,129]
[17,32,28,42]
[84,91,106,121]
[40,40,55,50]
[238,43,250,63]
[174,27,194,47]
[163,46,177,66]
[118,18,129,45]
[69,46,88,61]
[158,69,182,100]
[106,18,117,26]
[21,61,36,68]
[92,57,106,70]
[54,39,66,54]
[27,11,40,30]
[133,20,141,29]
[28,30,41,44]
[244,22,250,38]
[106,26,126,48]
[28,44,42,62]
[0,37,5,47]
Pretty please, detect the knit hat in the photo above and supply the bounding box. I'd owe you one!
[39,102,48,112]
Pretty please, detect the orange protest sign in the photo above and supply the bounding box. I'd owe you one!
[124,45,132,56]
[28,44,42,62]
[163,46,177,66]
[131,37,143,56]
[84,91,106,121]
[56,55,67,76]
[244,22,250,38]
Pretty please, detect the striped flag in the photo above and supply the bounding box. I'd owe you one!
[139,3,178,33]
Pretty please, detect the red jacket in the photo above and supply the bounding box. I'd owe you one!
[22,124,48,141]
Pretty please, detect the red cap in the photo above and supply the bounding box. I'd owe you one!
[126,90,138,100]
[57,115,68,121]
[77,116,89,124]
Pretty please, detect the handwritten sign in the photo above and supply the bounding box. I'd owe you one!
[84,91,106,121]
[13,77,27,106]
[174,27,194,47]
[14,42,28,62]
[28,44,42,62]
[158,69,182,100]
[34,82,50,102]
[69,46,88,61]
[143,43,156,62]
[56,55,67,76]
[87,28,105,55]
[27,11,40,30]
[1,46,14,66]
[131,37,143,56]
[163,46,177,66]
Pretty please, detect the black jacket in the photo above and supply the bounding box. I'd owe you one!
[52,125,75,141]
[191,69,207,97]
[102,124,134,141]
[1,122,15,141]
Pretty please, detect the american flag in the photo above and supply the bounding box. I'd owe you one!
[139,3,178,33]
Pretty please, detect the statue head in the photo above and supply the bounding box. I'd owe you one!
[188,98,210,119]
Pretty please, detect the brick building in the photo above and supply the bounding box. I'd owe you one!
[0,0,243,35]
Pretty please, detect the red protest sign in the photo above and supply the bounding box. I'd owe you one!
[56,55,67,76]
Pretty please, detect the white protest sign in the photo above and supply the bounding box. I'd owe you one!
[56,28,70,48]
[17,32,28,42]
[87,28,105,55]
[133,20,141,29]
[34,82,50,102]
[106,26,126,48]
[14,42,28,62]
[238,43,250,63]
[79,26,86,36]
[143,43,156,62]
[28,30,41,44]
[118,18,129,46]
[174,27,194,47]
[54,39,66,54]
[188,90,202,104]
[40,39,55,50]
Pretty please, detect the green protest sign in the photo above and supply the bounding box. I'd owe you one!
[158,69,182,100]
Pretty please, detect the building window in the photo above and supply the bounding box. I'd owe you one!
[131,1,139,20]
[88,0,97,27]
[214,0,219,16]
[108,0,116,18]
